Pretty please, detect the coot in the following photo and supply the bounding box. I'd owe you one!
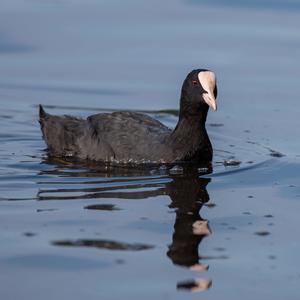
[39,69,217,164]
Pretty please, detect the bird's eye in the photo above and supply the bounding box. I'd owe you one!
[192,80,198,86]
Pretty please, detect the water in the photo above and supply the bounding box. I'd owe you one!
[1,1,300,299]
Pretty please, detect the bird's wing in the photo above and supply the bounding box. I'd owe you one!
[87,112,171,161]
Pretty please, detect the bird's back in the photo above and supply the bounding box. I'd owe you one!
[87,111,171,162]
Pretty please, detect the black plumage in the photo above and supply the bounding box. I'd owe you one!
[39,69,218,164]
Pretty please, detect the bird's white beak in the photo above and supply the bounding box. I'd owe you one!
[202,92,217,111]
[198,71,217,111]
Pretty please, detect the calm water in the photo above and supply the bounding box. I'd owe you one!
[1,1,300,299]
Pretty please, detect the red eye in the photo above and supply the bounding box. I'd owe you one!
[192,80,198,86]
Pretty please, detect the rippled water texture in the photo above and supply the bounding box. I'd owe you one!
[1,1,300,299]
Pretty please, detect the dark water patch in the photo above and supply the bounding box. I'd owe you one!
[39,172,163,183]
[264,214,274,218]
[208,123,224,127]
[52,239,154,251]
[268,149,285,158]
[0,115,13,119]
[22,232,37,237]
[177,278,212,292]
[84,204,121,211]
[38,180,166,193]
[37,183,166,201]
[204,202,216,208]
[255,231,271,236]
[0,35,34,54]
[0,133,18,139]
[36,208,58,212]
[0,197,36,201]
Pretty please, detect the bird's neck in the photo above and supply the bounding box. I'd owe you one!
[168,113,212,162]
[171,115,207,144]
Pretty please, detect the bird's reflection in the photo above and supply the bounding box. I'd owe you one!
[165,169,212,292]
[39,159,213,291]
[166,172,211,269]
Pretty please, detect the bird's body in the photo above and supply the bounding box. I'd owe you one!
[39,69,218,164]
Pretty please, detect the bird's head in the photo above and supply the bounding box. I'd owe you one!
[180,69,217,119]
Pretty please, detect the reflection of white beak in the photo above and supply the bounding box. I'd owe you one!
[192,220,211,236]
[190,263,209,271]
[198,71,217,111]
[191,278,212,292]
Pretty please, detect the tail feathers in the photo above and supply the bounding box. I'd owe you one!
[39,104,48,119]
[39,107,86,158]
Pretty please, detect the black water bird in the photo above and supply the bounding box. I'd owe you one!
[39,69,218,164]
